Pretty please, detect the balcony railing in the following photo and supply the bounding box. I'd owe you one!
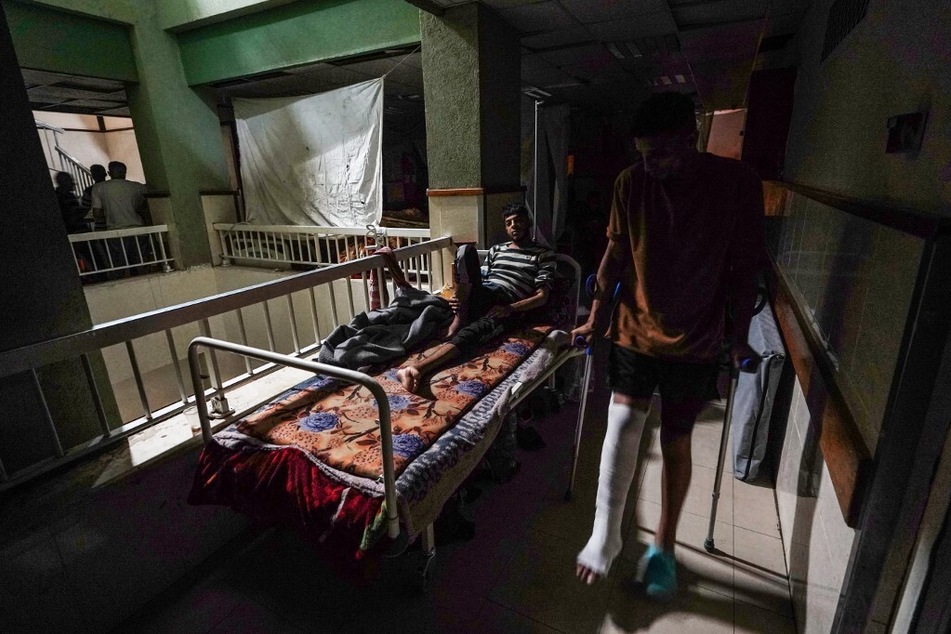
[68,225,174,277]
[0,237,450,490]
[214,223,430,269]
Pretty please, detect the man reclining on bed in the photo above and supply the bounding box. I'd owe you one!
[397,202,557,394]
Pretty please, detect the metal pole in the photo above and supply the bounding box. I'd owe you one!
[533,99,541,241]
[704,366,739,552]
[566,344,594,501]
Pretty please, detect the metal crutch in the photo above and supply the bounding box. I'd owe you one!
[704,281,770,552]
[566,336,594,501]
[704,354,760,553]
[565,275,620,501]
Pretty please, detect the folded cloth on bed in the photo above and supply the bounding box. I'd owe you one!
[317,286,453,370]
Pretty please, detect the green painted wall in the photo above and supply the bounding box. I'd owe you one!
[421,4,481,188]
[477,8,519,189]
[125,1,231,266]
[0,5,119,461]
[15,0,134,24]
[3,0,137,80]
[421,3,521,189]
[177,0,420,85]
[158,0,298,32]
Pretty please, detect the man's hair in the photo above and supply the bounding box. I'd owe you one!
[90,164,107,181]
[631,91,697,137]
[502,202,529,220]
[107,161,127,178]
[54,171,74,189]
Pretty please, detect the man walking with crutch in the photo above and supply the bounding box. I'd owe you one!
[571,91,764,599]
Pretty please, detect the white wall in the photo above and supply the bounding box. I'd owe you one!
[775,380,856,634]
[774,0,951,629]
[706,109,747,160]
[34,111,145,183]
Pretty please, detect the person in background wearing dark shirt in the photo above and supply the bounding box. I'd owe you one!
[80,163,107,214]
[54,171,87,233]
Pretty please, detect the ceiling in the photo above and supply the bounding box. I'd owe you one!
[23,68,130,117]
[21,0,811,122]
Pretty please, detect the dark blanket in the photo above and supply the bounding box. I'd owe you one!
[317,286,453,370]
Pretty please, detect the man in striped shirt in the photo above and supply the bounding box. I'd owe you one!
[397,203,556,393]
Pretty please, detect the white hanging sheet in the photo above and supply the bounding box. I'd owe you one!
[234,78,383,227]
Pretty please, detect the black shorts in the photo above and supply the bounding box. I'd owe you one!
[608,344,720,403]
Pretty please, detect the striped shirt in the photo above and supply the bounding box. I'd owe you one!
[482,242,556,301]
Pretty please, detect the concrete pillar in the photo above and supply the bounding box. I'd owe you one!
[125,2,231,268]
[0,7,119,473]
[421,4,523,250]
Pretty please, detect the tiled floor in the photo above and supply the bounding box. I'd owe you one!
[121,358,796,633]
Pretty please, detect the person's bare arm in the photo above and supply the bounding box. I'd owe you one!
[486,287,551,318]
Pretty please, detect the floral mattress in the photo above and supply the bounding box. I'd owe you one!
[188,323,561,564]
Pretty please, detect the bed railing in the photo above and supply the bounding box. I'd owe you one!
[0,237,450,491]
[214,223,431,269]
[187,337,400,540]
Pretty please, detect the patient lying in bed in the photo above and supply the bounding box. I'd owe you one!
[398,203,556,393]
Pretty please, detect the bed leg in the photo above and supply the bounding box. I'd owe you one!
[416,523,436,592]
[422,523,435,554]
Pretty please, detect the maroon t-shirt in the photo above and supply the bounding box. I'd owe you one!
[607,153,764,362]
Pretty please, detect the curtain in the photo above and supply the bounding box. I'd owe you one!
[234,78,383,227]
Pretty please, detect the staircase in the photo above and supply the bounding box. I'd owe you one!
[36,120,94,193]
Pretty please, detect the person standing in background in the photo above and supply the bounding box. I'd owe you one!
[90,161,150,274]
[54,171,86,233]
[80,163,107,213]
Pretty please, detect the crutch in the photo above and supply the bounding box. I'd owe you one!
[704,287,768,552]
[566,275,619,501]
[566,333,595,501]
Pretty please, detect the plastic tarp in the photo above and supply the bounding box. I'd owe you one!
[234,78,383,227]
[731,302,786,481]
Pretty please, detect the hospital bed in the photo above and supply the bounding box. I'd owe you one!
[187,250,584,586]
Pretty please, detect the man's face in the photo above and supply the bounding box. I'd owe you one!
[634,131,697,180]
[504,213,530,242]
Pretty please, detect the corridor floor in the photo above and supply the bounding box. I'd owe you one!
[121,358,796,633]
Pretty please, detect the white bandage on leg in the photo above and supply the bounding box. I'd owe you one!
[577,396,648,576]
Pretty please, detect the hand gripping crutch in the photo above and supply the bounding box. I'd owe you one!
[566,275,620,501]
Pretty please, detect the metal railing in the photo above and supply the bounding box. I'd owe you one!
[215,223,431,269]
[35,120,95,192]
[0,237,450,490]
[68,225,174,277]
[56,147,94,194]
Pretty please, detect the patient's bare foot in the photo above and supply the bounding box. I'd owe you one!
[396,366,421,393]
[445,314,466,339]
[576,563,603,586]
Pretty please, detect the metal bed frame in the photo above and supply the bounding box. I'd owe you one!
[187,254,586,587]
